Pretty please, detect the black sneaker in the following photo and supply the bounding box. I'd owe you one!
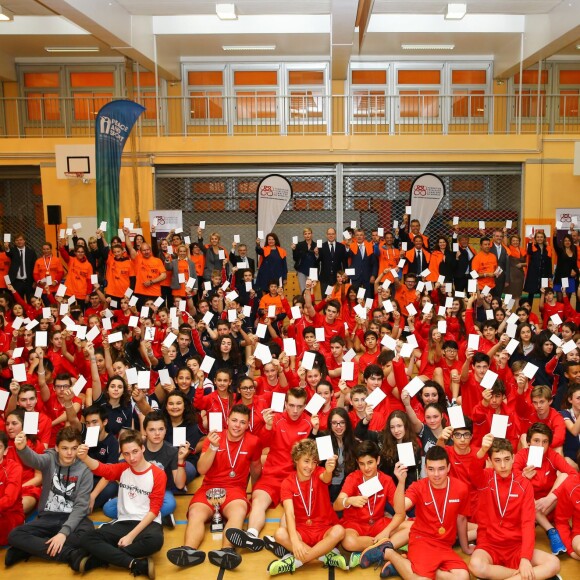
[161,514,176,529]
[130,557,155,579]
[68,548,89,572]
[79,555,107,573]
[166,546,206,568]
[5,547,30,567]
[263,536,287,559]
[208,548,242,570]
[225,528,264,552]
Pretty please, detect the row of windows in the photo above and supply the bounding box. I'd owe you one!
[13,61,580,127]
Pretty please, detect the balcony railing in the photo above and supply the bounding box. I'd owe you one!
[1,93,579,138]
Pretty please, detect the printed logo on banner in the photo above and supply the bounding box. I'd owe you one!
[409,173,446,229]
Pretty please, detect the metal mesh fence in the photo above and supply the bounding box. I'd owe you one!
[343,165,522,244]
[155,164,522,267]
[0,177,46,252]
[155,168,337,268]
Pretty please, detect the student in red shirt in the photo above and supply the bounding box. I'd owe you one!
[326,336,358,393]
[303,286,345,355]
[227,388,311,550]
[459,350,493,414]
[357,330,380,379]
[6,383,51,448]
[471,379,521,450]
[266,438,348,575]
[75,429,166,577]
[432,340,463,401]
[513,422,574,555]
[515,384,566,451]
[552,471,580,560]
[539,287,564,330]
[167,404,269,570]
[436,418,479,532]
[0,431,24,546]
[361,446,471,579]
[334,441,408,569]
[468,436,561,580]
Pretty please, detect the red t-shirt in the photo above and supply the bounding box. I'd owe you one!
[513,447,576,499]
[261,412,311,480]
[470,459,536,559]
[553,473,580,555]
[280,466,338,528]
[340,470,396,526]
[200,430,261,490]
[405,476,470,546]
[44,393,82,446]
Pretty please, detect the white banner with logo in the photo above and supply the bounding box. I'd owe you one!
[256,174,293,240]
[555,207,580,230]
[148,210,183,237]
[409,173,445,229]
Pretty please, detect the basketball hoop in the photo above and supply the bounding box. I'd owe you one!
[64,171,90,184]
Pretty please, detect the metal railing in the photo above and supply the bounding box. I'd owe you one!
[0,93,579,138]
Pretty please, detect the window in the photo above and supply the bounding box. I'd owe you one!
[70,71,115,122]
[287,69,325,123]
[451,68,488,119]
[233,69,278,123]
[22,71,61,122]
[557,68,580,118]
[350,68,388,122]
[133,71,159,121]
[187,69,225,123]
[513,69,548,118]
[396,68,442,121]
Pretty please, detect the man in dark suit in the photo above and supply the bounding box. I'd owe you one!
[453,233,476,292]
[229,242,256,287]
[317,227,348,289]
[345,228,378,296]
[6,233,37,301]
[490,228,510,298]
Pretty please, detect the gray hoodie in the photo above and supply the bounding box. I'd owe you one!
[17,446,92,537]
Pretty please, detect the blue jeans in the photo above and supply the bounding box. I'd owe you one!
[102,490,176,519]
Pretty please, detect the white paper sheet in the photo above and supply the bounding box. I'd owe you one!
[341,361,354,381]
[527,446,544,468]
[173,427,187,447]
[491,414,509,439]
[283,338,297,357]
[448,406,466,429]
[270,392,286,413]
[209,412,223,432]
[358,475,383,497]
[305,393,325,415]
[365,387,386,408]
[397,442,416,467]
[200,356,216,374]
[480,370,499,389]
[85,425,100,447]
[316,435,334,461]
[23,412,39,435]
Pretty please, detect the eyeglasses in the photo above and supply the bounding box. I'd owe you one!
[452,432,472,439]
[54,384,69,390]
[239,386,255,391]
[330,421,346,427]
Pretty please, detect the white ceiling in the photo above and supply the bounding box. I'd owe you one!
[0,0,576,81]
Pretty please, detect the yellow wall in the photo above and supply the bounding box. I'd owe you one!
[0,132,577,242]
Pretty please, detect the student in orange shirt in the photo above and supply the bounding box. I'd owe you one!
[124,228,167,306]
[33,242,64,298]
[105,244,135,301]
[471,236,498,291]
[59,242,94,303]
[392,273,419,318]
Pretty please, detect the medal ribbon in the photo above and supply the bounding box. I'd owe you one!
[428,478,450,528]
[494,473,514,520]
[295,475,313,518]
[225,436,244,473]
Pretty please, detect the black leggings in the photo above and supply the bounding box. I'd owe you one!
[79,520,163,569]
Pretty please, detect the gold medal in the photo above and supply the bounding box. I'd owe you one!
[438,526,445,535]
[306,519,312,526]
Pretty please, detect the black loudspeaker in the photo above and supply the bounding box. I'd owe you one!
[47,205,62,225]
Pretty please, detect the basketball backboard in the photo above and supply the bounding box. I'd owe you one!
[55,144,96,180]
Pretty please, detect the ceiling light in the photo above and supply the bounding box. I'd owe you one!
[45,46,100,53]
[216,3,237,20]
[401,44,455,50]
[576,44,580,49]
[445,3,466,20]
[222,45,276,51]
[0,5,14,21]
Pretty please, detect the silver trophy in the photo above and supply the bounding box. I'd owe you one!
[206,488,226,533]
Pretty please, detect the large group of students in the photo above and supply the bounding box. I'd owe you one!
[0,212,579,580]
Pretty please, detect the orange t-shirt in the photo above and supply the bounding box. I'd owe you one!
[133,253,165,296]
[471,251,498,289]
[0,252,10,289]
[396,284,418,317]
[258,293,284,317]
[106,256,135,298]
[33,256,65,292]
[65,257,93,299]
[172,259,191,297]
[376,246,400,282]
